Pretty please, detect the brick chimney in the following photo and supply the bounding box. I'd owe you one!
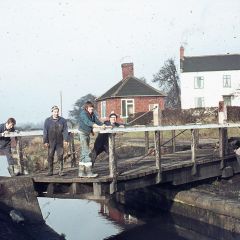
[121,63,134,80]
[180,46,184,60]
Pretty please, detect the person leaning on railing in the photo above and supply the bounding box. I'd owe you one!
[78,101,106,178]
[91,112,124,164]
[0,118,20,176]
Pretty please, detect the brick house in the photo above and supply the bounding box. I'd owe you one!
[96,63,166,122]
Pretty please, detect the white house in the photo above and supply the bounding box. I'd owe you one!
[180,46,240,109]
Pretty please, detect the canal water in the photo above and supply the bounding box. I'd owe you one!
[37,195,240,240]
[1,156,240,240]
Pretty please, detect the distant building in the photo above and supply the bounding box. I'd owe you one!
[180,46,240,109]
[96,63,165,122]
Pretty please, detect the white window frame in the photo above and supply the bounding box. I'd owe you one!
[194,97,205,108]
[121,99,134,118]
[101,101,106,118]
[194,76,204,89]
[223,75,231,88]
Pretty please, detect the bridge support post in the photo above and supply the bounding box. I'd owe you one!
[93,183,103,197]
[145,131,149,154]
[70,133,76,167]
[171,130,176,153]
[17,137,24,175]
[191,129,197,175]
[195,129,199,148]
[71,183,77,196]
[154,131,161,183]
[109,133,117,194]
[219,127,228,169]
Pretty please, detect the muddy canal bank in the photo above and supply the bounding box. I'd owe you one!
[0,176,64,240]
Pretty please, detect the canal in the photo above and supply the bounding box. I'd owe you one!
[1,156,240,240]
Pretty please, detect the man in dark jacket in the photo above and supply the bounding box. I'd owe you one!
[0,118,19,176]
[91,113,124,162]
[43,106,69,176]
[78,101,105,178]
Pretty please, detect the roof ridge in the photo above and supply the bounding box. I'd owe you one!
[185,54,240,58]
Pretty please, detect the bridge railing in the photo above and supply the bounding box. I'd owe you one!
[1,129,79,174]
[99,123,240,193]
[1,123,240,188]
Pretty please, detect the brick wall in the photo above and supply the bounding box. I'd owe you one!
[97,96,165,122]
[97,98,121,121]
[134,96,164,112]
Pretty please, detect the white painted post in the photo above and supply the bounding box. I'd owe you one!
[218,101,227,124]
[153,105,162,126]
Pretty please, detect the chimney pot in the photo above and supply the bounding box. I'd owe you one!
[180,46,184,60]
[121,63,134,80]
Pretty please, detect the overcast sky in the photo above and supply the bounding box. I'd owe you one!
[0,0,239,124]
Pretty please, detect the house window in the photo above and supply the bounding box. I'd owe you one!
[101,101,106,118]
[223,96,231,106]
[121,99,134,117]
[194,76,204,89]
[223,75,231,88]
[194,97,205,108]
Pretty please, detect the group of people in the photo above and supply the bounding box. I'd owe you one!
[0,101,123,178]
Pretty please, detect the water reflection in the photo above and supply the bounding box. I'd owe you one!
[37,197,194,240]
[38,196,240,240]
[38,198,127,240]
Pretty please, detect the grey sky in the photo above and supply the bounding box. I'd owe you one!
[0,0,239,124]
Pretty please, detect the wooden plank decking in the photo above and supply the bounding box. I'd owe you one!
[32,147,240,199]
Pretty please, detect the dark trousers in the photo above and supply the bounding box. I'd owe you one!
[0,143,15,165]
[93,133,109,159]
[48,143,64,172]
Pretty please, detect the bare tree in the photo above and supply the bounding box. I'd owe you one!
[69,93,96,123]
[152,58,181,109]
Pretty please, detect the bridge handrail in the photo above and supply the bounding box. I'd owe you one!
[1,123,240,137]
[99,123,240,134]
[0,129,80,137]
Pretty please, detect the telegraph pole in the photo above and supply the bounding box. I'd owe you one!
[60,91,63,116]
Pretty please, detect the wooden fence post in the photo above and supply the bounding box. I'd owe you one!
[191,129,197,175]
[108,133,117,194]
[154,131,161,183]
[144,131,149,155]
[219,127,228,169]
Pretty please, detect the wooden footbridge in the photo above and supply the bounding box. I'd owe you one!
[3,123,240,200]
